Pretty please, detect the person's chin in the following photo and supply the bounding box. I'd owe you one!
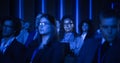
[39,32,45,34]
[65,31,71,33]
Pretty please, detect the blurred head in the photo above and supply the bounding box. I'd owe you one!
[99,9,119,42]
[1,17,21,37]
[23,22,30,30]
[59,16,76,40]
[82,22,89,32]
[79,19,93,34]
[38,14,56,36]
[61,17,74,33]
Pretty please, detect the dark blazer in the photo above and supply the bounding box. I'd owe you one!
[93,37,120,63]
[26,39,66,63]
[101,37,120,63]
[74,37,100,63]
[0,39,26,63]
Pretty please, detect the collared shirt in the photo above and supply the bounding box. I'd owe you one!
[73,33,87,55]
[61,32,75,43]
[0,37,15,53]
[81,32,87,41]
[101,38,112,46]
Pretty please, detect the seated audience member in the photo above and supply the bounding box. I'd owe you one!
[74,19,95,54]
[60,16,78,63]
[93,9,120,63]
[25,14,65,63]
[0,17,26,63]
[25,13,42,47]
[72,19,99,63]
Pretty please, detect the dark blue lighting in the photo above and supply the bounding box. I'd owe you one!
[19,0,23,19]
[89,0,92,20]
[42,0,45,13]
[76,0,79,33]
[60,0,63,20]
[111,2,114,9]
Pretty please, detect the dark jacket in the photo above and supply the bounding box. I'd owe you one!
[93,37,120,63]
[0,39,26,63]
[74,38,100,63]
[101,37,120,63]
[26,38,66,63]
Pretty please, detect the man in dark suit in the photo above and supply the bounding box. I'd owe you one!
[93,9,120,63]
[0,17,26,63]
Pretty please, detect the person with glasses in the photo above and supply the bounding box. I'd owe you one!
[25,14,65,63]
[59,16,78,63]
[0,17,26,63]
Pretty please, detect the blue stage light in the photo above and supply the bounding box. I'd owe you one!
[89,0,92,20]
[76,0,79,33]
[19,0,23,19]
[42,0,45,13]
[60,0,63,20]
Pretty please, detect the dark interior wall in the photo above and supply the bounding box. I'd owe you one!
[0,0,9,17]
[0,0,120,31]
[46,0,60,20]
[64,0,75,18]
[24,0,35,30]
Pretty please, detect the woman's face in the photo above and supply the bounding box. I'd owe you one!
[38,17,53,35]
[63,18,74,32]
[82,22,89,32]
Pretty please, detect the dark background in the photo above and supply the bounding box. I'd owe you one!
[0,0,120,32]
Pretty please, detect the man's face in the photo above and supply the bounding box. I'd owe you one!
[100,18,119,42]
[2,20,14,37]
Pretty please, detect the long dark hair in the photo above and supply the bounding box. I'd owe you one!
[38,14,59,44]
[79,19,95,38]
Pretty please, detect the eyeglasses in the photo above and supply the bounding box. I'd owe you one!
[64,23,73,25]
[39,22,50,26]
[101,25,118,29]
[3,24,14,28]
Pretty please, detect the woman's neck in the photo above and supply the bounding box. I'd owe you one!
[82,31,87,34]
[42,34,51,45]
[39,34,51,49]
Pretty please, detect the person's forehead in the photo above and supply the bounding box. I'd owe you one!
[64,19,72,23]
[83,22,88,25]
[101,18,117,25]
[40,17,49,23]
[36,14,42,19]
[4,20,13,25]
